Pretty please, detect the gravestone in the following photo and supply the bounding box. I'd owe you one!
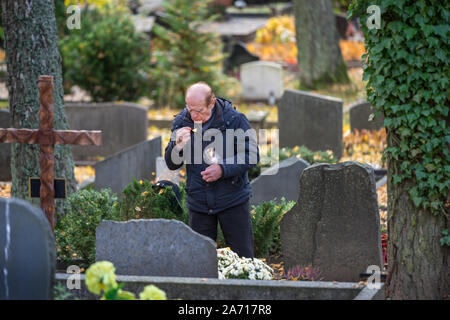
[250,156,309,207]
[278,89,343,159]
[349,100,384,132]
[156,156,181,185]
[223,41,260,73]
[96,219,218,278]
[94,137,161,195]
[280,161,383,282]
[65,102,148,160]
[0,197,55,299]
[240,61,283,101]
[0,109,11,181]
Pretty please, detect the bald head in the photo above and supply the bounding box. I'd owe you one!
[186,82,214,106]
[185,82,216,123]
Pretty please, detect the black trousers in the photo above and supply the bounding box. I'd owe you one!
[189,200,254,258]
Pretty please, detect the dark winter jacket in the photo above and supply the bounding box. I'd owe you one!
[164,97,260,214]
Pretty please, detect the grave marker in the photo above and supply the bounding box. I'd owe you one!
[250,156,309,207]
[280,161,383,282]
[240,61,283,101]
[94,137,161,195]
[96,219,218,278]
[278,89,343,159]
[0,197,55,299]
[0,76,102,230]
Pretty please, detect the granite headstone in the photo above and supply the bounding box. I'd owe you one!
[0,197,55,299]
[66,102,148,160]
[250,156,309,207]
[278,89,343,159]
[280,161,383,282]
[96,219,218,278]
[349,100,384,132]
[240,61,283,101]
[94,136,162,195]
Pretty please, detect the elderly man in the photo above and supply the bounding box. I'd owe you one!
[164,82,259,258]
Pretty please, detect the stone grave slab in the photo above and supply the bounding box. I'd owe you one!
[250,156,309,207]
[349,100,384,132]
[240,61,283,101]
[66,102,148,160]
[96,219,218,278]
[0,197,55,299]
[94,136,161,195]
[280,161,383,282]
[278,89,343,159]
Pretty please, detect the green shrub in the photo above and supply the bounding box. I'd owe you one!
[55,188,119,266]
[251,198,295,258]
[60,5,150,102]
[115,179,189,224]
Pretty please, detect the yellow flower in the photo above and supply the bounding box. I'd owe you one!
[139,285,167,300]
[85,261,118,295]
[139,180,143,184]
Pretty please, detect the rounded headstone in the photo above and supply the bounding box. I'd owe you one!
[0,197,55,299]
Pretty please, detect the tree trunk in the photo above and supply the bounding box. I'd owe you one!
[385,129,450,299]
[1,0,76,213]
[293,0,349,88]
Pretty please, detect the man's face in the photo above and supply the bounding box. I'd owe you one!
[186,93,215,123]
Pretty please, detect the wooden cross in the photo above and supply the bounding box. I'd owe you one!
[0,75,102,231]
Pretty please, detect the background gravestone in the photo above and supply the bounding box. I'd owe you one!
[240,61,283,101]
[94,136,161,195]
[65,102,148,160]
[280,161,383,282]
[349,100,384,132]
[96,219,218,278]
[278,89,343,159]
[0,109,11,181]
[0,197,55,300]
[250,156,309,207]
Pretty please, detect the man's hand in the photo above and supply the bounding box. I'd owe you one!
[175,127,191,149]
[201,164,223,183]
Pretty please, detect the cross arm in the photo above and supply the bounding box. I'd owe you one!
[53,130,102,146]
[0,128,39,144]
